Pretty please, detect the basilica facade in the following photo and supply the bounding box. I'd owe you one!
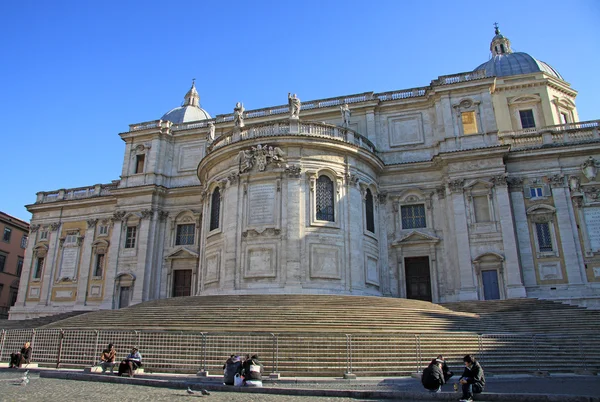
[10,28,600,319]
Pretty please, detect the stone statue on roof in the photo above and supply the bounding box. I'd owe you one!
[233,102,245,128]
[208,122,215,142]
[288,93,301,119]
[340,103,351,128]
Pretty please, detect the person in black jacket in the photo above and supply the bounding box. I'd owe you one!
[242,354,263,387]
[458,355,485,402]
[421,358,445,392]
[223,355,242,385]
[9,342,32,368]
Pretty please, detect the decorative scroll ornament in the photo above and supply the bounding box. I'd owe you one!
[227,173,239,184]
[491,174,508,187]
[377,193,388,204]
[285,164,302,178]
[447,179,465,193]
[158,210,169,222]
[507,176,524,191]
[87,219,98,229]
[345,173,359,187]
[30,224,40,233]
[50,222,61,231]
[236,144,285,173]
[581,157,599,181]
[584,186,600,200]
[548,174,565,188]
[435,186,446,199]
[140,209,154,220]
[112,211,127,221]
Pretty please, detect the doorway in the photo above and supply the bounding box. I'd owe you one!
[119,286,130,308]
[173,269,192,297]
[482,270,500,300]
[405,257,432,301]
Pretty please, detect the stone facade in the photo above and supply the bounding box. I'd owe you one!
[10,30,600,319]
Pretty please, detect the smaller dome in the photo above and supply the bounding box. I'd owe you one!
[474,53,563,80]
[161,80,212,124]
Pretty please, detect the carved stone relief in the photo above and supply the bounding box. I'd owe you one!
[236,144,285,173]
[581,157,599,181]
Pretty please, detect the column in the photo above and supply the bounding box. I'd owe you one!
[508,179,537,287]
[448,180,477,300]
[222,180,240,291]
[39,222,61,306]
[551,178,585,284]
[494,178,527,298]
[377,194,391,296]
[75,220,97,305]
[100,213,124,309]
[348,180,365,291]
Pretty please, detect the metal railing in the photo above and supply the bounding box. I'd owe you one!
[1,329,599,376]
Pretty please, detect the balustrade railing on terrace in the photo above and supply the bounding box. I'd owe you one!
[1,328,598,376]
[207,121,376,154]
[36,182,118,204]
[499,120,600,149]
[129,71,488,133]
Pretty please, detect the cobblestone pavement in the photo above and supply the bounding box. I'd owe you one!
[0,372,411,402]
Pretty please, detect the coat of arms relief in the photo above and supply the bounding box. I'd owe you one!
[237,144,285,173]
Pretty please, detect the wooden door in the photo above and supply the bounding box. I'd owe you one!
[405,257,432,302]
[173,269,192,297]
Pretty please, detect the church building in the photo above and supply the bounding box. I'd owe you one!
[10,27,600,319]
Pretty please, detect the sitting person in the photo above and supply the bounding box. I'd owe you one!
[9,342,32,368]
[421,358,445,392]
[437,354,454,382]
[223,355,242,386]
[117,347,142,377]
[242,354,263,387]
[100,343,116,373]
[458,354,485,402]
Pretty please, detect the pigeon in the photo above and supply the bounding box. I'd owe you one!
[186,387,199,395]
[201,389,210,396]
[20,371,30,386]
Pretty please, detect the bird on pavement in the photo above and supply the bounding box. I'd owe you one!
[186,387,200,396]
[201,389,210,395]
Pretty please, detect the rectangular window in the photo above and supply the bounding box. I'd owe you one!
[99,225,108,236]
[0,254,6,272]
[9,288,17,306]
[64,231,78,244]
[135,154,145,174]
[33,257,44,279]
[3,227,12,242]
[473,195,491,222]
[125,226,137,249]
[536,222,553,252]
[530,187,544,198]
[40,231,48,240]
[175,224,195,245]
[519,109,536,129]
[21,235,27,249]
[560,112,569,125]
[94,254,105,277]
[461,111,478,135]
[17,257,23,276]
[401,204,426,229]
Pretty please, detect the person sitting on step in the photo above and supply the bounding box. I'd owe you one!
[117,347,142,377]
[242,354,263,387]
[437,354,454,382]
[421,358,445,392]
[9,342,32,368]
[458,354,485,402]
[100,343,116,373]
[223,355,242,385]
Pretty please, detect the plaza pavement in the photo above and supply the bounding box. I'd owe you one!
[0,369,598,402]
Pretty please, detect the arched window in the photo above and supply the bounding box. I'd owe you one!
[365,189,375,233]
[209,188,221,231]
[316,175,334,222]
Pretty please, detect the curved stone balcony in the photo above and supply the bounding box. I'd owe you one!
[207,120,376,154]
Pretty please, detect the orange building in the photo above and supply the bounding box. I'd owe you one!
[0,212,29,318]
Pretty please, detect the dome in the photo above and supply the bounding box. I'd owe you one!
[473,25,563,80]
[474,53,563,80]
[161,81,211,124]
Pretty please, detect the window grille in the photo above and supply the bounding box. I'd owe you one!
[401,204,426,229]
[94,254,105,277]
[316,176,335,222]
[365,189,375,233]
[176,224,195,245]
[3,227,11,242]
[210,188,221,231]
[33,257,44,279]
[536,222,553,252]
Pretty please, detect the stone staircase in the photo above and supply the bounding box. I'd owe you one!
[2,296,599,376]
[0,311,86,330]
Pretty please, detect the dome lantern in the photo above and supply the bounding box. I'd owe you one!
[490,23,512,56]
[161,80,212,124]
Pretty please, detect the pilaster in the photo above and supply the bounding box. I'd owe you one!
[494,179,526,298]
[138,209,155,303]
[75,220,97,305]
[39,222,61,306]
[551,178,585,284]
[101,214,124,309]
[509,179,536,287]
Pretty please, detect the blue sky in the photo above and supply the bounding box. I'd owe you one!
[1,0,598,222]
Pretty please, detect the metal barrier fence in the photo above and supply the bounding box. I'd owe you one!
[1,329,599,376]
